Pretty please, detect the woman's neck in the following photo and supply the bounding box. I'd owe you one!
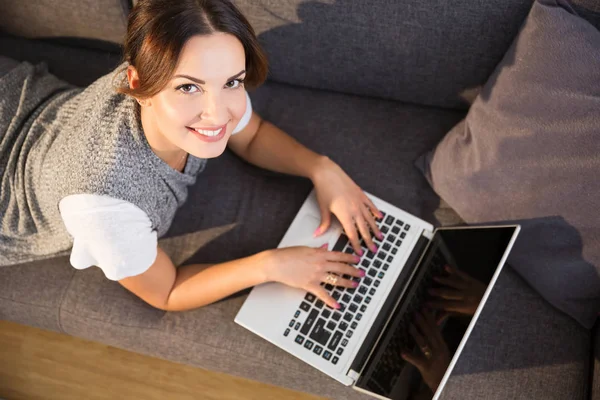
[139,106,188,172]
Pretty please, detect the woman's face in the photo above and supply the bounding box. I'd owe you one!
[142,33,247,159]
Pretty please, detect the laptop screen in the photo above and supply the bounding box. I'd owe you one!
[354,226,518,400]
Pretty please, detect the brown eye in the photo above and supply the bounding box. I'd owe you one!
[225,79,243,89]
[178,84,199,94]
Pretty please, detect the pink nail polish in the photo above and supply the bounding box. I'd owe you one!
[313,227,321,237]
[358,249,364,256]
[352,281,359,288]
[360,270,366,277]
[335,303,341,309]
[354,256,361,263]
[372,245,378,253]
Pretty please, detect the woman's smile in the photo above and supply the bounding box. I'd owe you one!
[186,123,227,142]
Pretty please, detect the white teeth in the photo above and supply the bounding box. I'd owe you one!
[192,127,222,137]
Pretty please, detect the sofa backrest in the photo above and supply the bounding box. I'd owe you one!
[233,0,534,110]
[0,0,130,45]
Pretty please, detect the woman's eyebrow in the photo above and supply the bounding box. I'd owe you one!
[173,70,246,84]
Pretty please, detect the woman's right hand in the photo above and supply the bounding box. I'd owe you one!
[263,245,366,309]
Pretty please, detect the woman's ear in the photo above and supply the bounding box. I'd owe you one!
[127,65,150,107]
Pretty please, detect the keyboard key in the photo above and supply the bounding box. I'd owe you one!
[356,313,363,321]
[378,271,385,279]
[336,347,344,356]
[370,287,377,295]
[405,224,411,231]
[354,295,364,304]
[343,313,353,322]
[295,335,305,345]
[332,312,342,321]
[365,297,372,304]
[338,303,346,312]
[314,345,323,355]
[349,303,358,313]
[304,340,314,350]
[379,211,387,220]
[342,339,349,347]
[400,232,406,239]
[323,350,332,360]
[294,310,300,318]
[309,318,332,346]
[396,220,404,227]
[344,247,354,254]
[360,305,367,312]
[299,302,310,312]
[289,319,295,327]
[322,309,331,319]
[346,330,354,338]
[328,331,343,351]
[385,216,395,225]
[374,280,380,288]
[396,240,403,247]
[387,255,394,263]
[351,321,358,329]
[387,235,397,243]
[377,252,386,260]
[295,322,301,330]
[342,294,352,303]
[381,225,389,234]
[301,309,319,335]
[364,277,373,286]
[382,243,391,251]
[333,234,349,252]
[383,263,390,271]
[358,286,368,294]
[368,269,377,277]
[332,356,339,365]
[391,226,400,234]
[305,293,316,303]
[327,321,336,331]
[392,248,398,255]
[324,284,334,291]
[316,300,324,309]
[373,260,382,268]
[332,291,341,301]
[366,251,375,259]
[361,259,370,268]
[284,328,290,337]
[339,321,348,331]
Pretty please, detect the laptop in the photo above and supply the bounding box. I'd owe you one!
[235,189,520,399]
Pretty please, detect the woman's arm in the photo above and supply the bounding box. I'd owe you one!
[227,111,331,180]
[119,246,270,311]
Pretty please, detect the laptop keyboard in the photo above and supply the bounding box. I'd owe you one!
[283,211,412,366]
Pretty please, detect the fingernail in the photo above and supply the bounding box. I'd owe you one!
[320,243,328,249]
[335,303,341,309]
[354,256,361,263]
[371,245,378,253]
[378,213,384,219]
[358,249,364,256]
[313,227,321,237]
[352,281,359,288]
[360,270,366,277]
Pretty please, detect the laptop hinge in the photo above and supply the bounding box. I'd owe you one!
[347,369,360,382]
[348,233,431,375]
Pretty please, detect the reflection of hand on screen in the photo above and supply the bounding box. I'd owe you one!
[427,265,486,323]
[401,309,451,393]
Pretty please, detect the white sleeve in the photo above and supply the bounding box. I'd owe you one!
[59,194,158,281]
[232,91,253,134]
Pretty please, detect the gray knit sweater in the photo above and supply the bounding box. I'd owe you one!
[0,59,206,266]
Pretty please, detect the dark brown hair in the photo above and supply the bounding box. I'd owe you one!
[118,0,268,98]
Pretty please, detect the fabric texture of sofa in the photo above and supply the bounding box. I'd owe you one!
[0,0,598,399]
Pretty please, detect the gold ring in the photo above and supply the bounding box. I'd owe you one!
[421,345,432,359]
[324,273,338,286]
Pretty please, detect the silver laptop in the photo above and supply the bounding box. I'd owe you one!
[235,189,520,399]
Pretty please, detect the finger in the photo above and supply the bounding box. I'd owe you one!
[326,261,366,279]
[423,309,445,348]
[426,299,465,314]
[321,271,359,289]
[409,322,428,351]
[362,195,383,221]
[401,351,427,373]
[445,265,470,281]
[361,204,383,242]
[428,287,463,300]
[309,285,340,310]
[433,274,467,290]
[355,214,377,253]
[435,310,450,325]
[415,311,434,341]
[324,250,361,265]
[314,204,332,237]
[340,215,363,256]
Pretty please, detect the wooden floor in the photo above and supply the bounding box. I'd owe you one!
[0,320,325,400]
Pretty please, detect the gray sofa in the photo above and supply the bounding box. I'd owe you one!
[1,1,598,399]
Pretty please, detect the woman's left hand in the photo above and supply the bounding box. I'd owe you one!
[311,157,383,255]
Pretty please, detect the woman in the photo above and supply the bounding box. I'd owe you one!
[0,0,385,312]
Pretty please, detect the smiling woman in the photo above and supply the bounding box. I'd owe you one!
[0,0,382,313]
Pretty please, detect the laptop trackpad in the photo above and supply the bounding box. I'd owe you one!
[286,214,336,249]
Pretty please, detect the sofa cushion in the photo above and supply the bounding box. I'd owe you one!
[0,255,75,333]
[439,266,591,400]
[233,0,533,109]
[0,0,129,45]
[416,0,600,329]
[58,81,464,399]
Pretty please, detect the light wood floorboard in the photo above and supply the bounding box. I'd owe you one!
[0,320,326,400]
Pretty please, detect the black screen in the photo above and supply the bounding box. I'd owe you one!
[355,226,517,400]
